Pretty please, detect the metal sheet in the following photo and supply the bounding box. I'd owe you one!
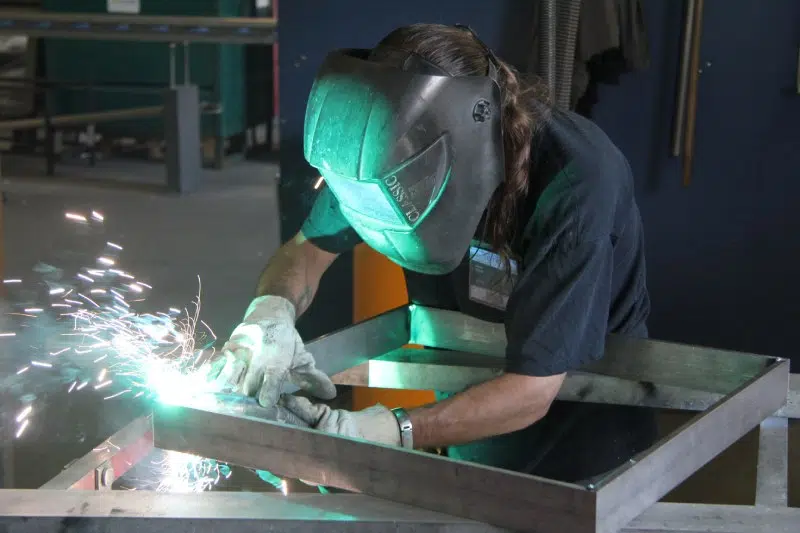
[152,403,598,533]
[0,11,276,44]
[40,415,153,490]
[755,416,789,507]
[595,359,790,533]
[409,306,771,393]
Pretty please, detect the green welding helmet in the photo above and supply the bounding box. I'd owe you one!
[303,41,504,275]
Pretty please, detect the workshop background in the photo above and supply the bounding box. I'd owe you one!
[0,0,797,513]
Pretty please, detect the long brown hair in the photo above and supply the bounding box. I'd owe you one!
[374,23,550,261]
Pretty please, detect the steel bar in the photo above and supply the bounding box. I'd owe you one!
[39,415,153,490]
[153,403,598,533]
[593,359,789,533]
[346,348,726,411]
[0,490,507,533]
[0,490,798,533]
[671,0,697,157]
[335,356,800,419]
[682,0,705,186]
[0,103,219,131]
[409,306,772,393]
[754,416,789,507]
[302,305,409,382]
[627,502,800,533]
[0,10,276,44]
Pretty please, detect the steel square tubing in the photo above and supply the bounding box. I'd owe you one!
[409,306,772,393]
[152,358,788,533]
[153,403,598,533]
[345,350,800,418]
[39,415,154,490]
[1,491,798,533]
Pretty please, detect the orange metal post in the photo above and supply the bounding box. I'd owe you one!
[352,244,436,410]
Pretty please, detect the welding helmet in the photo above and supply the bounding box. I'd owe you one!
[303,35,504,274]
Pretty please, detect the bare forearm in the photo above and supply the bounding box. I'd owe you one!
[256,233,337,317]
[409,373,565,449]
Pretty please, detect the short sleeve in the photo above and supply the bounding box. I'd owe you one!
[301,186,363,253]
[504,237,613,377]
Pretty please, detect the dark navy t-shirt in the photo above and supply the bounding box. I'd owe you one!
[302,108,650,379]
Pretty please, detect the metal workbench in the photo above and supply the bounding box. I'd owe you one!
[0,10,276,192]
[0,305,797,532]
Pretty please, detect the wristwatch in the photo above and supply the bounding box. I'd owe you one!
[390,407,414,449]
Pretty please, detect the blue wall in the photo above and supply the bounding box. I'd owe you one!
[279,1,800,364]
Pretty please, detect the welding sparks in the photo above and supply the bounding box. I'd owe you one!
[103,389,130,400]
[3,279,21,284]
[6,211,233,494]
[313,176,324,190]
[15,419,29,439]
[94,379,113,390]
[15,405,32,423]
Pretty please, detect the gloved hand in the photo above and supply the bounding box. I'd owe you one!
[276,394,401,447]
[210,295,337,408]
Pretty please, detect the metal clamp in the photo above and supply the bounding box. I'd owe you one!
[94,461,114,491]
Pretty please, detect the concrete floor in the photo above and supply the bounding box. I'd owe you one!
[2,155,282,341]
[0,154,284,489]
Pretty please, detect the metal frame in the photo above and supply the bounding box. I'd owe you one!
[3,305,794,533]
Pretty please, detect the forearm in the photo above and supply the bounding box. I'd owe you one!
[408,373,565,449]
[256,232,337,317]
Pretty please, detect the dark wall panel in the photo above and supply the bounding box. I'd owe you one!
[279,0,800,366]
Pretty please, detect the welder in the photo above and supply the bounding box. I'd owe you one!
[211,23,655,483]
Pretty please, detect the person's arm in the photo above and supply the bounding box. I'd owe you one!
[408,236,615,448]
[255,231,339,318]
[409,373,564,448]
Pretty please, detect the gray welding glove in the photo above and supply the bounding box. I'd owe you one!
[276,394,402,447]
[213,295,337,408]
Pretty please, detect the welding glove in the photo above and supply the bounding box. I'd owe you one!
[213,295,337,408]
[276,394,401,447]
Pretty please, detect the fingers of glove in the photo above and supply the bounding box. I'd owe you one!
[214,351,248,392]
[256,365,287,408]
[240,353,268,397]
[274,404,313,428]
[277,394,331,427]
[290,349,337,401]
[225,323,264,355]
